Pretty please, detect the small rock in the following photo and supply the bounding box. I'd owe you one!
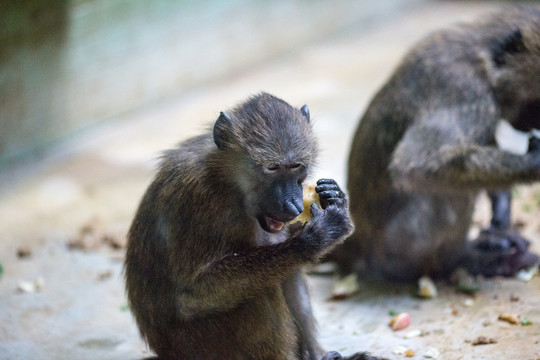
[471,336,497,345]
[16,246,32,259]
[423,347,440,358]
[393,346,407,355]
[34,276,45,291]
[404,329,422,338]
[16,277,45,293]
[17,281,35,293]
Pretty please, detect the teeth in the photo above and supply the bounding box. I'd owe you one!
[267,218,284,231]
[270,221,284,231]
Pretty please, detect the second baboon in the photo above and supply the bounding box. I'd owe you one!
[125,93,381,359]
[337,5,540,281]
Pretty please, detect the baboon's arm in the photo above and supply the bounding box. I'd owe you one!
[389,109,540,192]
[177,204,350,317]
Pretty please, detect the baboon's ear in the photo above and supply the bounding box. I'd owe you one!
[214,112,233,150]
[492,28,526,67]
[300,105,310,122]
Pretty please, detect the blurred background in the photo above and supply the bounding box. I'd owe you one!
[1,0,419,170]
[1,1,540,359]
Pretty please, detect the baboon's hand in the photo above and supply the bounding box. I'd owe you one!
[315,178,347,209]
[294,179,353,259]
[311,179,352,242]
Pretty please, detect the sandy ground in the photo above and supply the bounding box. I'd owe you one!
[1,1,540,359]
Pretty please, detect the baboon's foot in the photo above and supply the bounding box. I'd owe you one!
[466,228,539,277]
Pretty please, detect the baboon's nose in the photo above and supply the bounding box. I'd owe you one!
[284,198,303,218]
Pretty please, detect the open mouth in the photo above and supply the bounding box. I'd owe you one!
[265,216,285,232]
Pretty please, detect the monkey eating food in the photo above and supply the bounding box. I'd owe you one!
[336,5,540,282]
[290,183,321,225]
[125,93,381,360]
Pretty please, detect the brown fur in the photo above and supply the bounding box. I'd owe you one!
[124,93,377,359]
[337,6,540,281]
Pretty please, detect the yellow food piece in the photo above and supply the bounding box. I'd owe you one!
[404,349,415,357]
[330,273,360,300]
[290,183,320,224]
[498,313,520,325]
[418,275,438,298]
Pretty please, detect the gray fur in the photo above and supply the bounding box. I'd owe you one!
[125,93,375,359]
[338,6,540,281]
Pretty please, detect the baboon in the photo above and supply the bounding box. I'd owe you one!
[125,93,380,360]
[337,5,540,282]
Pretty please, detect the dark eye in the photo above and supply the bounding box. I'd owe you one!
[289,163,302,169]
[267,164,280,171]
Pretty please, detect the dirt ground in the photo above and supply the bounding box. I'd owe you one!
[1,1,540,360]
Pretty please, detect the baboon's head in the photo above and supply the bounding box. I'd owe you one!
[486,6,540,131]
[213,93,318,233]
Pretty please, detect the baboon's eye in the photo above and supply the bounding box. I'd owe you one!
[267,164,280,171]
[289,163,302,169]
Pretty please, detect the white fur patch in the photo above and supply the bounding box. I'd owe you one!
[496,119,529,155]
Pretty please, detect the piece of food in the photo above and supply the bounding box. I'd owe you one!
[515,266,538,282]
[498,313,520,325]
[389,312,410,331]
[290,183,320,224]
[451,268,480,294]
[418,275,437,298]
[404,349,415,357]
[471,336,497,346]
[330,273,360,300]
[16,281,35,293]
[16,276,45,293]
